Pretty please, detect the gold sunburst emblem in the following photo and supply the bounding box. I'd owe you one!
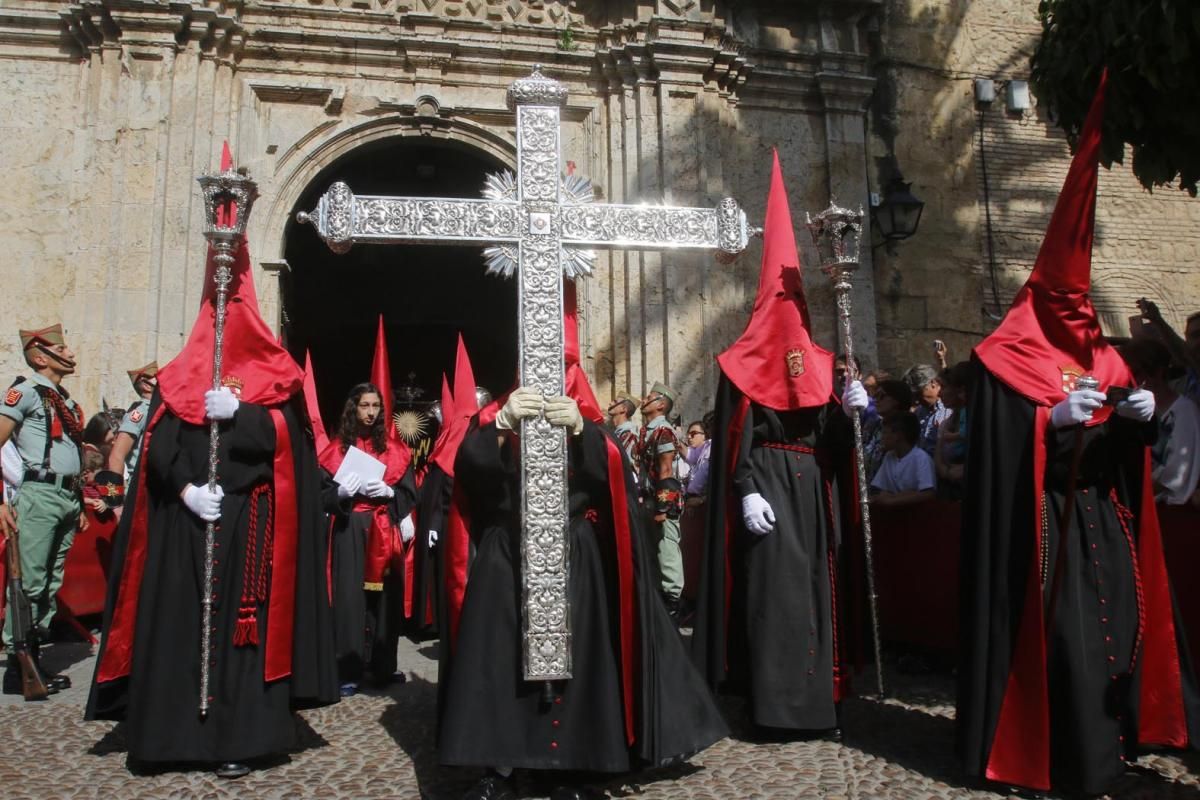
[393,410,429,445]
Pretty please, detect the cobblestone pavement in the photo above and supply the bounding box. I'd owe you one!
[2,637,1198,799]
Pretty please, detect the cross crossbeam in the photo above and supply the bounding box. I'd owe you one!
[300,67,751,681]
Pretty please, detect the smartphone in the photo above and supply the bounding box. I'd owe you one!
[1105,386,1132,406]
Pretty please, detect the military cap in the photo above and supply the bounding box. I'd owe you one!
[19,323,65,351]
[128,361,159,387]
[648,381,676,403]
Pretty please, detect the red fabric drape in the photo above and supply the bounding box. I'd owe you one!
[985,408,1052,790]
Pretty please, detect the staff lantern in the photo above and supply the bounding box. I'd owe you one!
[196,167,259,716]
[805,201,885,697]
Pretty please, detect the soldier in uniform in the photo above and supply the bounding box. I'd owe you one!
[94,361,157,513]
[0,323,84,696]
[635,382,685,621]
[606,391,639,461]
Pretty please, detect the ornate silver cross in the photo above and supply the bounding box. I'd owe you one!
[300,67,751,681]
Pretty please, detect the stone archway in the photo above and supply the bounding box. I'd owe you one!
[279,134,518,427]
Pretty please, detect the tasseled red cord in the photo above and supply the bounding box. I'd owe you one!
[1111,488,1145,672]
[235,483,275,648]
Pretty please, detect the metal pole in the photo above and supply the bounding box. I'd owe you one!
[830,267,885,699]
[199,235,237,717]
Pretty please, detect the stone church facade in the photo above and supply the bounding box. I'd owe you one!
[1,0,1196,421]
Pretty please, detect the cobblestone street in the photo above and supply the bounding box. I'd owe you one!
[3,637,1198,799]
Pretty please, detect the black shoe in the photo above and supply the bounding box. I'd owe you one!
[462,774,517,800]
[3,656,57,697]
[2,661,22,696]
[30,638,70,690]
[214,762,251,779]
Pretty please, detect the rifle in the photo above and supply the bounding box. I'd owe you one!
[5,528,50,700]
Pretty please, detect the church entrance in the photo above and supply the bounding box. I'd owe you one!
[281,137,517,432]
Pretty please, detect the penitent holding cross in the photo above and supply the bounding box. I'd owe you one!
[299,67,752,683]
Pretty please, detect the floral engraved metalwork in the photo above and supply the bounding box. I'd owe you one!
[506,64,569,110]
[297,67,755,683]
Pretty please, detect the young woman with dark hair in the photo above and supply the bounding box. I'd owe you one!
[321,382,417,696]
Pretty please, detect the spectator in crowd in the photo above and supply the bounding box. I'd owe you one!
[863,379,913,481]
[1138,299,1200,408]
[934,361,973,499]
[834,353,862,392]
[933,339,949,370]
[904,363,952,457]
[869,412,935,506]
[1123,337,1200,506]
[75,411,120,522]
[683,417,712,504]
[863,369,889,399]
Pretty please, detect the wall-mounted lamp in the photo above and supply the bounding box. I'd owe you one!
[1006,80,1031,112]
[974,78,996,105]
[872,176,925,243]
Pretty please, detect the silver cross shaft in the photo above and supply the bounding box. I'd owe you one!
[299,67,751,682]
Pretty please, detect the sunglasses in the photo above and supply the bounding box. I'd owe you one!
[687,430,704,438]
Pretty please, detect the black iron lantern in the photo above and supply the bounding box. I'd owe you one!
[873,177,924,242]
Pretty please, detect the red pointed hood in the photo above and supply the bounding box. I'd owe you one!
[564,281,604,423]
[303,350,334,470]
[975,71,1131,413]
[431,335,478,477]
[371,315,394,424]
[157,143,302,424]
[717,151,834,410]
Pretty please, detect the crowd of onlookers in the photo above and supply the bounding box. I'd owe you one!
[650,302,1200,516]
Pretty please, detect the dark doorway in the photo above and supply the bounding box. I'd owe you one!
[281,138,517,427]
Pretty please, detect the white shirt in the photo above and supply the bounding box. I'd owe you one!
[1153,395,1200,505]
[870,446,936,494]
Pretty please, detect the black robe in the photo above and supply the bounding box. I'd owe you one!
[692,373,847,731]
[438,419,728,772]
[411,463,452,637]
[86,395,338,764]
[322,463,416,684]
[956,361,1200,795]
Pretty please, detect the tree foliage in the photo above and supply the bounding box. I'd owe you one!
[1031,0,1200,196]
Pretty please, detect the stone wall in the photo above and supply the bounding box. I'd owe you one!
[0,0,882,423]
[869,0,1200,376]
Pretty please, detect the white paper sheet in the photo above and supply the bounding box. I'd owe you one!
[332,445,386,487]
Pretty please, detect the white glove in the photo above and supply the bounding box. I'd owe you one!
[399,515,415,543]
[181,483,224,522]
[1049,389,1106,428]
[842,379,868,417]
[337,473,363,500]
[204,387,239,421]
[741,492,776,536]
[363,479,394,499]
[495,387,543,431]
[1116,388,1155,422]
[543,395,584,436]
[427,530,439,548]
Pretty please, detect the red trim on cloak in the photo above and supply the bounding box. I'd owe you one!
[264,409,298,681]
[721,393,751,671]
[96,404,167,683]
[1135,448,1189,747]
[985,406,1051,791]
[604,435,638,746]
[403,513,416,619]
